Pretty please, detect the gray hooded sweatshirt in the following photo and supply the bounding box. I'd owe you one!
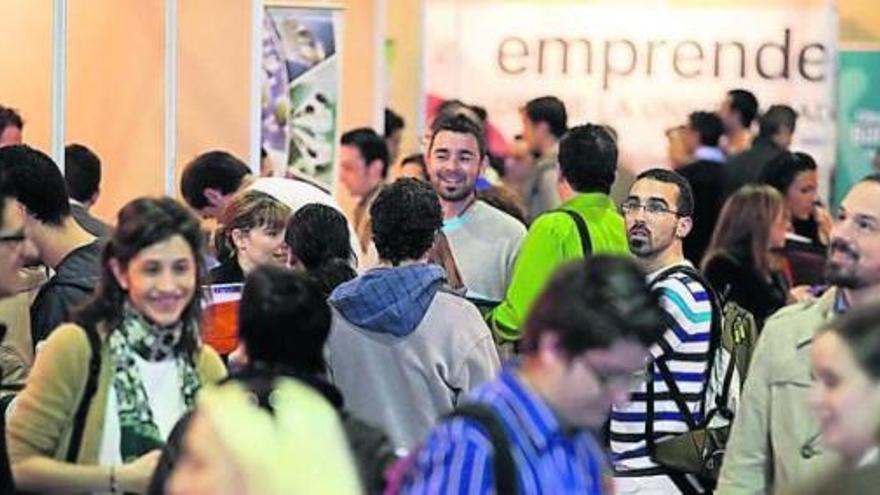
[327,263,501,450]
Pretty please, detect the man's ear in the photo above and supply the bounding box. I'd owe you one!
[368,159,386,182]
[203,188,225,209]
[109,258,128,290]
[676,216,693,239]
[535,332,563,365]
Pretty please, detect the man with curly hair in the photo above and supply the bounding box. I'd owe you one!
[326,178,500,450]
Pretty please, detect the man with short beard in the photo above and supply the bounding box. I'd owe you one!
[717,174,880,494]
[426,114,526,303]
[613,169,713,494]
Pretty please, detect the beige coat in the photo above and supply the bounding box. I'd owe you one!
[7,322,226,465]
[717,288,842,494]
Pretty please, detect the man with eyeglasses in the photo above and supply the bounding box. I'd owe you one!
[717,174,880,494]
[0,193,26,296]
[402,257,664,494]
[0,168,26,492]
[612,169,714,494]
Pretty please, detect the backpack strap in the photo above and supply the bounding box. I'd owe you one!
[555,209,592,257]
[446,403,518,494]
[66,324,102,463]
[650,264,720,420]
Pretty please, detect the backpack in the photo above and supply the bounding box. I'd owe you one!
[645,264,758,487]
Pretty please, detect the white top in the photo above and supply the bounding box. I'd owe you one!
[98,355,185,466]
[442,201,526,302]
[248,177,369,270]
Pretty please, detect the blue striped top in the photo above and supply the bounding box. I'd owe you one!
[610,264,713,476]
[402,365,611,494]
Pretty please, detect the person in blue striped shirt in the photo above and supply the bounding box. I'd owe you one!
[613,169,714,494]
[401,256,666,494]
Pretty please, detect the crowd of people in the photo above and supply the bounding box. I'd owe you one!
[0,86,878,495]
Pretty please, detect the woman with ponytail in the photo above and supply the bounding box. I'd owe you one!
[285,203,357,297]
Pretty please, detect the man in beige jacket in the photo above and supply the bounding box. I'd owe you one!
[717,173,880,494]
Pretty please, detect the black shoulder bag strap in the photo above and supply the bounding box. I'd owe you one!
[557,209,592,257]
[648,264,725,415]
[66,324,102,462]
[446,403,518,494]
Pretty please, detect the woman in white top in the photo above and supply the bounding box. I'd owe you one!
[7,197,225,493]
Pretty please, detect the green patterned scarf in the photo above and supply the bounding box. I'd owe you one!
[108,304,201,462]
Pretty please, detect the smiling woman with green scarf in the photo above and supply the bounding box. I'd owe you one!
[7,197,226,494]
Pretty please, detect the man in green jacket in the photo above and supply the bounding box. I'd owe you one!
[489,124,629,342]
[717,173,880,494]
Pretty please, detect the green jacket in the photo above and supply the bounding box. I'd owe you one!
[7,322,226,466]
[489,193,629,341]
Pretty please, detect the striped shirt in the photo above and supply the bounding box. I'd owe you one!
[610,263,713,479]
[402,365,611,494]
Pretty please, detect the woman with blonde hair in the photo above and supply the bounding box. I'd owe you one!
[7,197,226,493]
[702,184,790,327]
[209,189,291,284]
[167,378,362,495]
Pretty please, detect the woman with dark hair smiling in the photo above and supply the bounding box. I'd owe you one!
[759,150,832,247]
[7,197,226,493]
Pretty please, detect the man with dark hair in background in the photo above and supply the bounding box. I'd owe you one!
[0,106,23,148]
[0,145,100,345]
[326,178,499,450]
[339,128,390,263]
[521,96,568,220]
[64,144,111,238]
[724,104,798,197]
[180,149,363,266]
[490,124,629,342]
[678,111,726,265]
[426,114,526,304]
[384,108,405,167]
[719,89,759,155]
[403,257,663,494]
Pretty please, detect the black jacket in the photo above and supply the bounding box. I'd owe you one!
[208,257,244,285]
[702,247,788,329]
[70,203,112,239]
[723,138,784,197]
[31,241,102,345]
[679,159,725,266]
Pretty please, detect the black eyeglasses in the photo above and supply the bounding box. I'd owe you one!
[620,200,682,217]
[0,231,25,243]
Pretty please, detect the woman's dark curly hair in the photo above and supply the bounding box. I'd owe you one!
[370,178,442,266]
[76,197,205,356]
[285,204,356,296]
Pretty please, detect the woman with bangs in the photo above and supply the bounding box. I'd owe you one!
[6,197,225,493]
[209,190,292,284]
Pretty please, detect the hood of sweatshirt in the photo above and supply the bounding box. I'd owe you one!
[328,263,446,337]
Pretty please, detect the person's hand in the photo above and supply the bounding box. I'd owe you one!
[228,344,249,374]
[116,449,161,494]
[789,285,817,304]
[815,204,833,245]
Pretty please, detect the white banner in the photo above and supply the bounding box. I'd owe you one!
[425,1,836,198]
